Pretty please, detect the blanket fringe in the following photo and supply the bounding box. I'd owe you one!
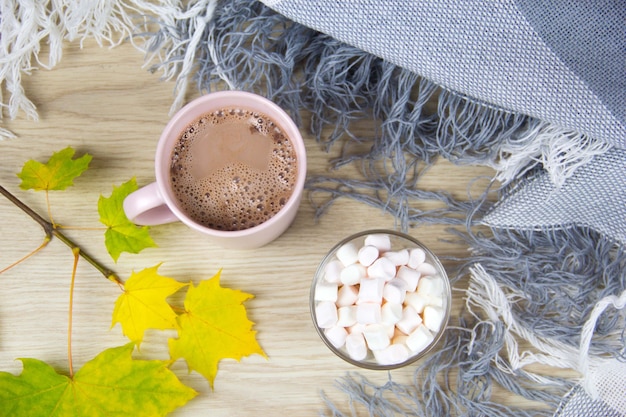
[0,0,146,135]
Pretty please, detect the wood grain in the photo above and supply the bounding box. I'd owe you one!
[0,39,542,416]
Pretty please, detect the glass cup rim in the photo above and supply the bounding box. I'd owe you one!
[310,229,452,370]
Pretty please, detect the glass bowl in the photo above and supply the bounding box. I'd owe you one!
[310,229,451,370]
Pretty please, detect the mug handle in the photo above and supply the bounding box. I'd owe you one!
[123,182,179,225]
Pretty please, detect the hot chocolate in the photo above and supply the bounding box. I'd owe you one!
[170,107,298,231]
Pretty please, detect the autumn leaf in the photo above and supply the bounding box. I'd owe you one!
[169,270,267,388]
[17,146,92,191]
[99,178,156,262]
[0,344,196,417]
[112,264,187,344]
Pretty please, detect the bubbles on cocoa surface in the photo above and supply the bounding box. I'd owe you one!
[169,107,298,231]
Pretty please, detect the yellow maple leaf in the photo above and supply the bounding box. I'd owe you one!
[112,264,187,344]
[169,270,267,388]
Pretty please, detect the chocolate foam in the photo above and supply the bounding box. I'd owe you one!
[170,107,298,231]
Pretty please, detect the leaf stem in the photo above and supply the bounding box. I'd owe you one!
[0,185,122,284]
[0,237,50,274]
[68,247,79,378]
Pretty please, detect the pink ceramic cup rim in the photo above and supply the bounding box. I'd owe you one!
[154,91,307,241]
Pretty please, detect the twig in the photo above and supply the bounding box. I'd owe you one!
[0,185,122,284]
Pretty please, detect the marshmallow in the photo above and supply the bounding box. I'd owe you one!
[383,278,407,304]
[325,326,348,349]
[406,324,434,353]
[348,322,367,335]
[417,276,444,298]
[385,323,396,339]
[336,242,359,266]
[383,249,409,266]
[416,262,438,277]
[358,278,385,304]
[314,281,338,302]
[396,265,421,292]
[357,245,379,267]
[396,305,423,335]
[336,284,359,307]
[363,324,390,350]
[373,343,410,365]
[337,305,357,327]
[367,257,396,281]
[356,302,382,324]
[423,305,445,333]
[425,295,444,308]
[404,291,428,314]
[315,301,338,328]
[407,248,426,269]
[380,303,402,325]
[392,332,408,346]
[364,234,391,252]
[340,263,366,285]
[345,332,368,361]
[323,259,343,283]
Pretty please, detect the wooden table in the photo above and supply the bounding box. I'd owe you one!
[1,39,516,416]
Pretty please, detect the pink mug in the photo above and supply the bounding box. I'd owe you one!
[123,91,307,249]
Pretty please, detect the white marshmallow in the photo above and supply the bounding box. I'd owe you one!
[407,248,426,269]
[345,332,368,361]
[423,305,445,333]
[364,233,391,252]
[336,284,359,307]
[381,302,403,325]
[367,257,396,281]
[383,278,407,304]
[340,263,366,285]
[396,266,421,292]
[396,305,423,335]
[417,276,444,298]
[385,323,396,339]
[383,249,409,266]
[315,301,338,328]
[323,259,343,284]
[356,302,382,324]
[426,295,444,308]
[392,332,408,345]
[336,305,357,327]
[348,322,367,335]
[358,278,385,304]
[336,242,359,266]
[324,326,348,349]
[314,281,338,302]
[416,262,438,276]
[357,245,379,267]
[373,343,410,365]
[363,324,391,350]
[406,324,434,353]
[404,291,428,314]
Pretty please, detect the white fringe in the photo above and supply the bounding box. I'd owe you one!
[467,265,578,379]
[0,0,149,140]
[468,265,626,408]
[491,122,613,188]
[128,0,220,114]
[578,290,626,402]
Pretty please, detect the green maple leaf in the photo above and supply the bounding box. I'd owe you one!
[169,270,267,388]
[112,264,187,344]
[99,178,156,262]
[0,344,196,417]
[17,146,92,191]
